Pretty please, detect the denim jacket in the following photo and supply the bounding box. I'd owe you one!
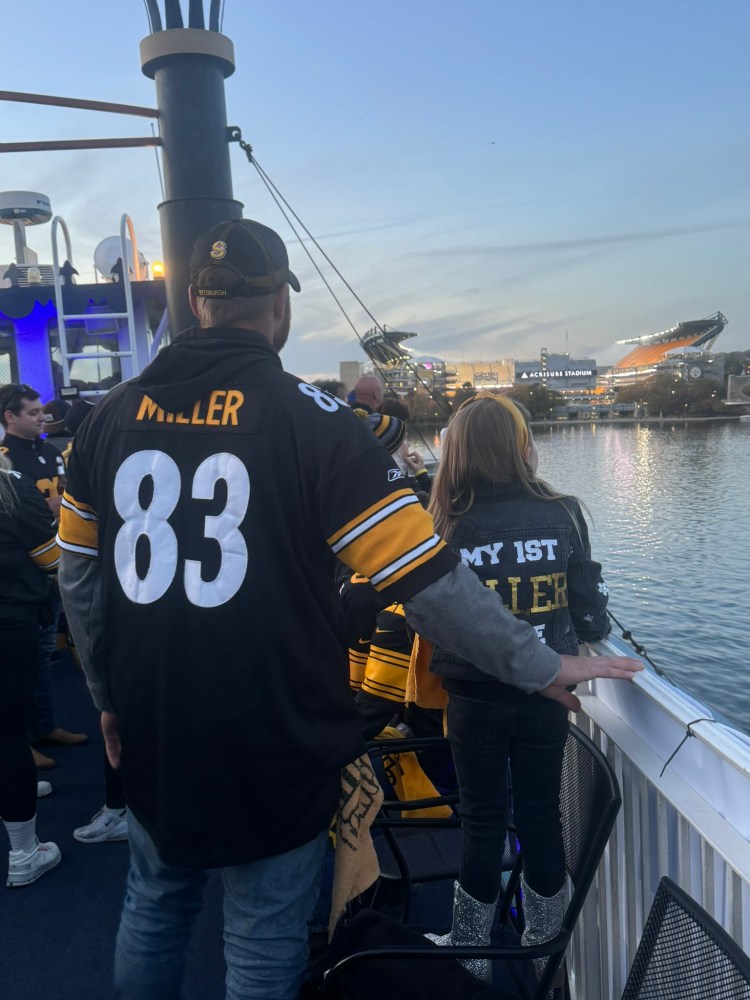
[431,482,610,695]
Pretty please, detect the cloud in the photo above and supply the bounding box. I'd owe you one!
[414,220,750,259]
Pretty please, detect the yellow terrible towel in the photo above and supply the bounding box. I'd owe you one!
[329,755,384,940]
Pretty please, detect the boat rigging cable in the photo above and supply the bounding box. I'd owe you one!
[228,127,452,461]
[607,607,729,768]
[607,608,675,682]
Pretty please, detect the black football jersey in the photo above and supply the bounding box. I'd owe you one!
[0,434,65,503]
[58,328,455,867]
[0,469,59,625]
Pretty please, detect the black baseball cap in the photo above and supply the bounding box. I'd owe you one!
[190,219,301,299]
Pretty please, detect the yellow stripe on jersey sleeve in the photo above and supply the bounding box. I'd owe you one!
[61,493,98,518]
[348,648,368,691]
[362,647,410,704]
[333,499,446,592]
[29,537,60,572]
[327,489,417,550]
[58,491,99,558]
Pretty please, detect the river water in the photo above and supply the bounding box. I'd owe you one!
[408,419,750,734]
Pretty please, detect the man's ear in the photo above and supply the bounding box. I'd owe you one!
[188,284,201,319]
[272,286,287,319]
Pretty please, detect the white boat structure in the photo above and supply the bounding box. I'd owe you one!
[572,635,750,997]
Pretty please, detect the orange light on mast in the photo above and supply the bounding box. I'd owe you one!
[151,260,165,279]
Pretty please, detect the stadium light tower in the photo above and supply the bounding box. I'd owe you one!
[140,1,243,335]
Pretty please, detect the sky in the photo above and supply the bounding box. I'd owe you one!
[0,0,748,380]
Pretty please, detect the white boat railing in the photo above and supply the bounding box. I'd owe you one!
[568,635,750,999]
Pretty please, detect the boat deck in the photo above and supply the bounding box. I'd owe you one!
[3,652,229,999]
[3,652,453,999]
[7,642,750,999]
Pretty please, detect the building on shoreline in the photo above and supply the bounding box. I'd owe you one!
[515,348,598,392]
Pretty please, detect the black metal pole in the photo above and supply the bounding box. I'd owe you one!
[141,20,242,336]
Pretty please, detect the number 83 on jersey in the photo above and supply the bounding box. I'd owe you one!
[114,449,250,609]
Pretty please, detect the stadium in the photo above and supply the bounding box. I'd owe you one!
[603,312,728,387]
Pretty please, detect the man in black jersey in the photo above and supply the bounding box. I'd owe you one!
[0,385,66,516]
[0,383,86,754]
[58,219,641,1000]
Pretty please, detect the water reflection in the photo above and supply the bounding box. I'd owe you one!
[408,421,750,734]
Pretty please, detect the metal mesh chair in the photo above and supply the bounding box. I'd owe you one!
[327,725,621,1000]
[365,735,466,924]
[621,877,750,999]
[485,724,623,997]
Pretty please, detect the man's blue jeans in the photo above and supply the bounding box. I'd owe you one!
[115,811,328,1000]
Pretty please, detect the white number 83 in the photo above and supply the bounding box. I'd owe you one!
[114,450,250,608]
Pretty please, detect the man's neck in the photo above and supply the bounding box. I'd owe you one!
[4,431,38,446]
[203,319,275,342]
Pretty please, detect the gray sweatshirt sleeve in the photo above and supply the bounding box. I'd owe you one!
[404,562,561,692]
[58,550,113,712]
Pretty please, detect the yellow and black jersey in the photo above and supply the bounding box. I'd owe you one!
[358,600,445,743]
[57,326,456,868]
[360,603,411,705]
[0,469,59,626]
[340,568,387,692]
[0,434,66,504]
[340,569,446,741]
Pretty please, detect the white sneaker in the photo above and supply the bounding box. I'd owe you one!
[73,807,129,844]
[7,840,61,888]
[37,780,53,798]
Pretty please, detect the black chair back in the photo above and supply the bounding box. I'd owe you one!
[323,726,622,1000]
[497,724,621,996]
[559,725,622,934]
[621,876,750,999]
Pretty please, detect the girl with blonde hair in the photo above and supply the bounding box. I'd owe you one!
[426,392,611,979]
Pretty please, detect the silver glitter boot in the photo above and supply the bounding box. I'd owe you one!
[424,879,459,946]
[426,880,496,982]
[520,875,566,984]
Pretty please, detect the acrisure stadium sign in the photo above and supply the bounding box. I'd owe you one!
[517,369,595,380]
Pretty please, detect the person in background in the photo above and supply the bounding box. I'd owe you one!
[62,397,129,846]
[65,399,97,436]
[351,374,384,414]
[41,399,72,454]
[395,441,432,494]
[379,396,410,422]
[312,379,348,402]
[0,384,87,765]
[378,397,432,493]
[0,453,61,887]
[59,399,98,466]
[340,411,408,705]
[0,385,66,517]
[425,392,613,980]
